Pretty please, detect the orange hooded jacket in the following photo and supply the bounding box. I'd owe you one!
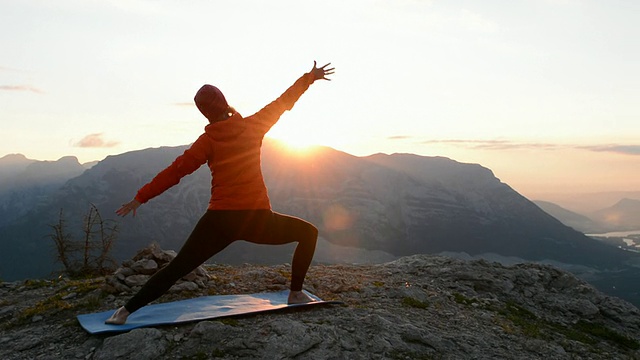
[134,72,316,210]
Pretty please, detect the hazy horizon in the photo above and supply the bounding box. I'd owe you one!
[2,140,639,215]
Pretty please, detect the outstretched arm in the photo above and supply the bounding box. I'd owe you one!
[252,60,335,132]
[115,134,211,218]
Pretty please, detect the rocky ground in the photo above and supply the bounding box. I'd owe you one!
[1,252,640,360]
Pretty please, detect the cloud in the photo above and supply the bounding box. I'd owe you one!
[422,139,562,151]
[0,85,44,94]
[421,139,640,156]
[579,145,640,156]
[387,135,413,140]
[73,133,120,148]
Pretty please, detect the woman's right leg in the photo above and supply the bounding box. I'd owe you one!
[123,211,233,314]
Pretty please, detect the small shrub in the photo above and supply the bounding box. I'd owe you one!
[48,204,119,278]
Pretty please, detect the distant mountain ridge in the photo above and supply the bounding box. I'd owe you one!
[1,141,639,306]
[533,200,611,234]
[591,199,640,231]
[0,153,36,174]
[0,155,88,228]
[534,199,640,234]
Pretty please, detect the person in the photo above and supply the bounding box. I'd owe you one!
[105,61,335,325]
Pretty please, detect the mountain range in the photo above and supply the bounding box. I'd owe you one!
[0,141,639,306]
[534,199,640,234]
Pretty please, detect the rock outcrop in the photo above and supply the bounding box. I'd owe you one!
[104,244,209,294]
[1,252,639,359]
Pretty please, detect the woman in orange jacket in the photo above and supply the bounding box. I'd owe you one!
[106,61,334,325]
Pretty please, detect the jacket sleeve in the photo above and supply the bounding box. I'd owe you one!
[134,134,211,204]
[251,72,315,134]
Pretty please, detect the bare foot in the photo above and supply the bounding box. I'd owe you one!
[105,306,130,325]
[288,290,316,305]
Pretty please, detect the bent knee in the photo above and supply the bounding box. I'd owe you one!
[307,223,319,240]
[297,222,318,244]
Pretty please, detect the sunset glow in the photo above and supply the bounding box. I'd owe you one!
[1,0,638,202]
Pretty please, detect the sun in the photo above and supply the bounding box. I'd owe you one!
[266,124,323,153]
[265,120,352,155]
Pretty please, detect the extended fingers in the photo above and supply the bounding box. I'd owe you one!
[312,62,334,80]
[116,203,133,217]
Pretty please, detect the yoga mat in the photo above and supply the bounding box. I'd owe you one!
[77,290,341,334]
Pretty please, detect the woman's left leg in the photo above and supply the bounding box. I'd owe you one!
[106,211,236,324]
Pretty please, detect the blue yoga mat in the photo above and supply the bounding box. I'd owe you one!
[77,290,340,334]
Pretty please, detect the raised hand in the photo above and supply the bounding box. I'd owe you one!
[310,61,335,81]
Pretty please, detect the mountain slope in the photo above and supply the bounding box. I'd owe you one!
[263,148,633,267]
[0,141,637,283]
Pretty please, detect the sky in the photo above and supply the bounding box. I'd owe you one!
[1,0,639,202]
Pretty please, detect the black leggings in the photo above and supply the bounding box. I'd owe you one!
[124,210,318,313]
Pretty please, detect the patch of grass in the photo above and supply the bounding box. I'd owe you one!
[495,300,543,338]
[63,318,78,328]
[218,318,239,326]
[494,300,639,351]
[210,348,226,358]
[372,281,385,287]
[183,351,210,360]
[79,292,105,311]
[402,297,429,309]
[574,320,639,350]
[23,279,52,289]
[452,293,479,306]
[13,294,72,326]
[207,287,219,296]
[60,278,103,295]
[389,349,437,360]
[276,268,291,278]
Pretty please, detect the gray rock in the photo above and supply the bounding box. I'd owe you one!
[2,253,639,360]
[130,259,158,275]
[124,274,150,287]
[169,281,198,292]
[94,328,168,360]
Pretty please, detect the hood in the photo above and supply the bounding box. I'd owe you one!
[204,112,246,142]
